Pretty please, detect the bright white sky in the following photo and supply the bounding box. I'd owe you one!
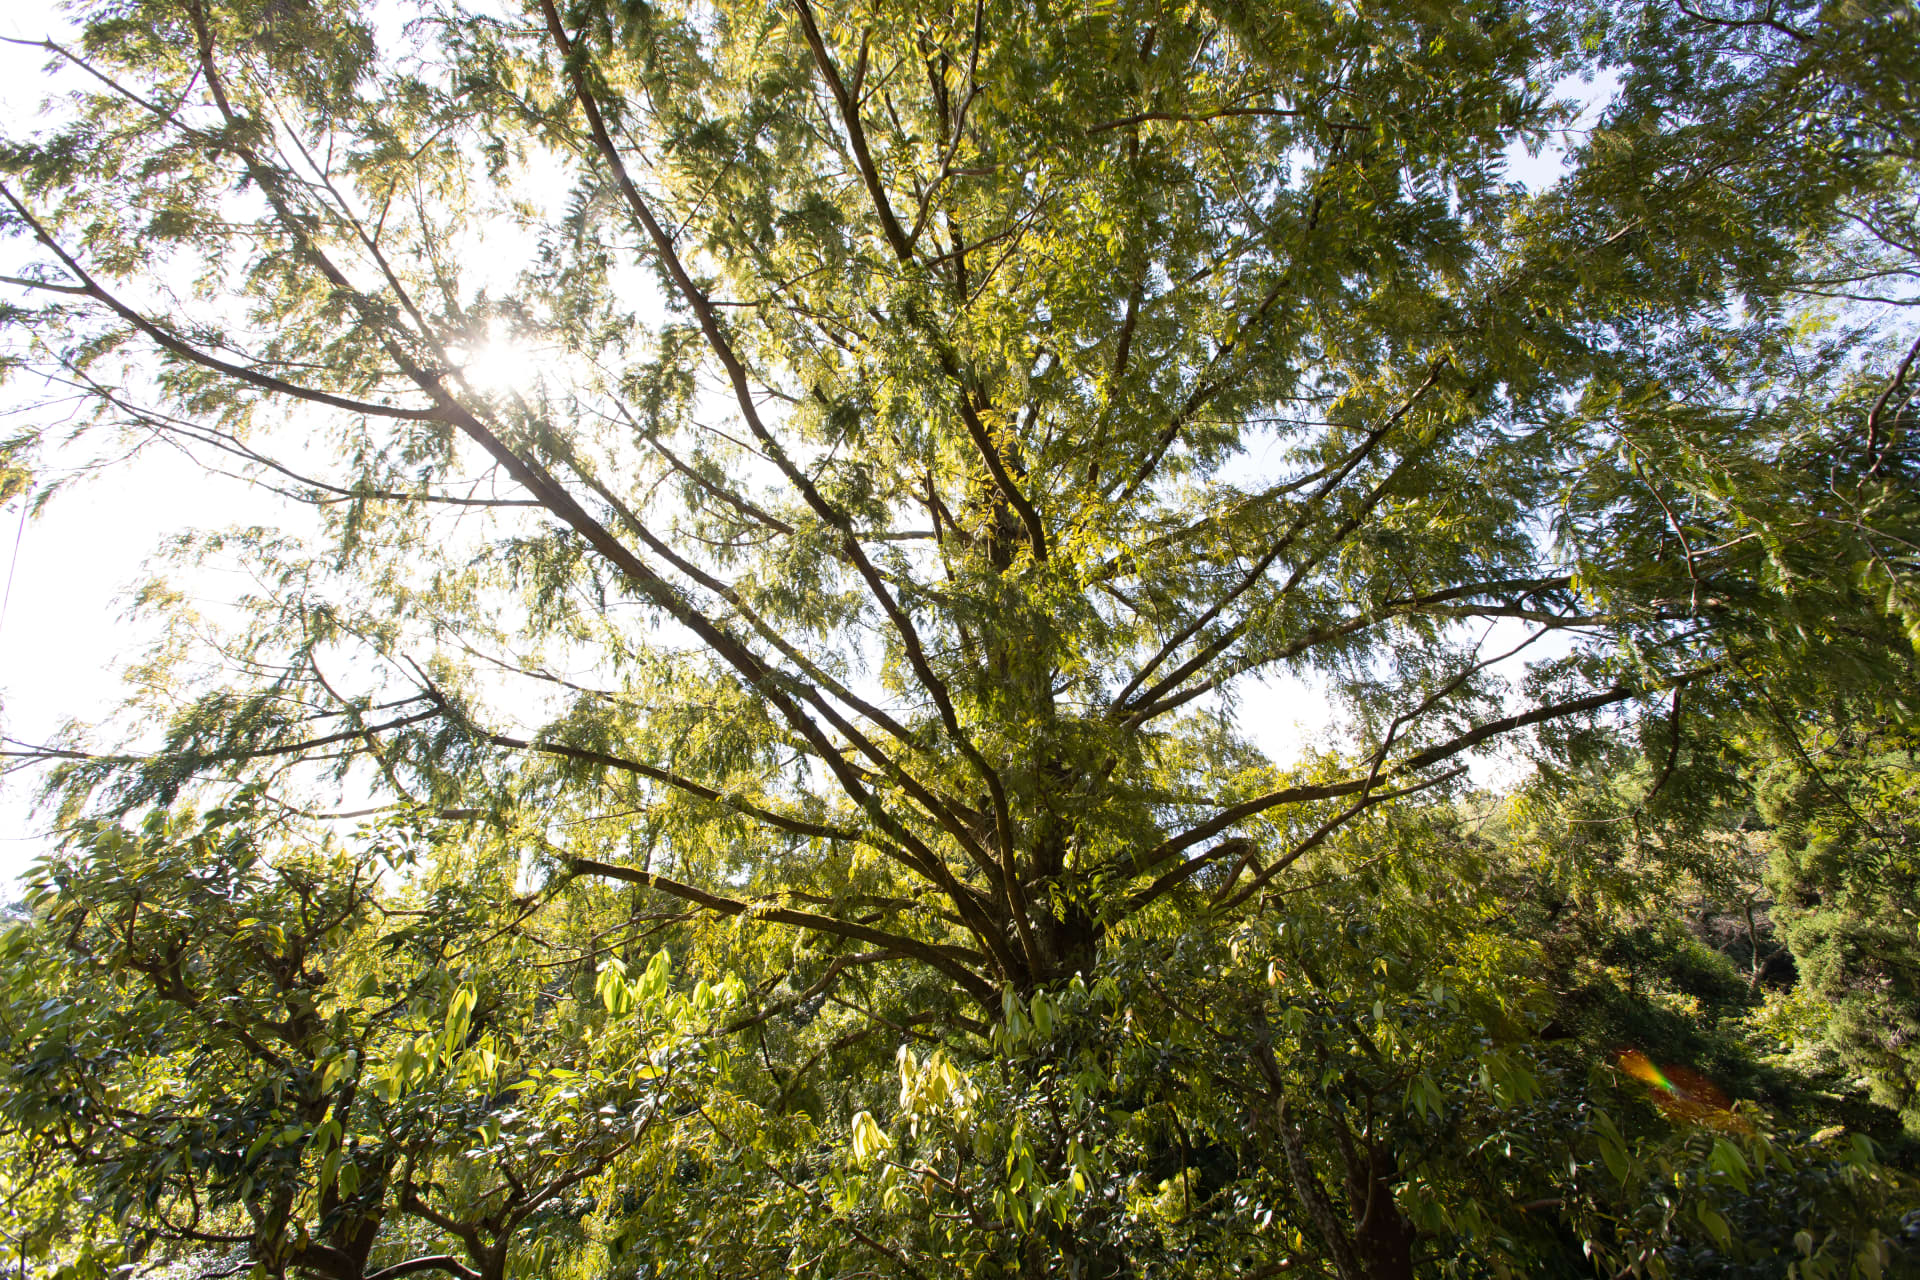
[0,3,1613,888]
[0,4,145,885]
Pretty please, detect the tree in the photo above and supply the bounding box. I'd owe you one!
[2,0,1919,1275]
[0,794,736,1280]
[1759,697,1920,1134]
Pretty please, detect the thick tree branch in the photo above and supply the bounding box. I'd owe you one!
[1086,106,1308,134]
[363,1257,482,1280]
[538,1,1020,899]
[791,0,915,262]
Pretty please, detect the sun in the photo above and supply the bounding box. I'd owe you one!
[453,325,543,400]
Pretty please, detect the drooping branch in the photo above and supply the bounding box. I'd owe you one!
[1865,330,1920,474]
[564,856,997,1007]
[484,731,852,842]
[61,373,537,510]
[0,186,441,424]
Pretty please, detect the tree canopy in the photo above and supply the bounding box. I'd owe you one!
[2,0,1919,1275]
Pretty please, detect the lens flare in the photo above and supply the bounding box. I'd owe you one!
[1616,1049,1749,1132]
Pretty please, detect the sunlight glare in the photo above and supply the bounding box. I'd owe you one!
[455,326,544,399]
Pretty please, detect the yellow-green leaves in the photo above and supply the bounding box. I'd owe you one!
[848,1109,892,1167]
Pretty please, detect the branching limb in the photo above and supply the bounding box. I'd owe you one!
[791,0,915,262]
[1131,677,1698,884]
[564,855,997,1007]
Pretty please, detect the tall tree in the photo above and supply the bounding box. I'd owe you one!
[2,0,1918,1274]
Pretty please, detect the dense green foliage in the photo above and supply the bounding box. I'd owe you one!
[1759,706,1920,1135]
[2,0,1920,1273]
[2,796,736,1280]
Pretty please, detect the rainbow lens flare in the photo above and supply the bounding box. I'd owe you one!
[1616,1049,1749,1132]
